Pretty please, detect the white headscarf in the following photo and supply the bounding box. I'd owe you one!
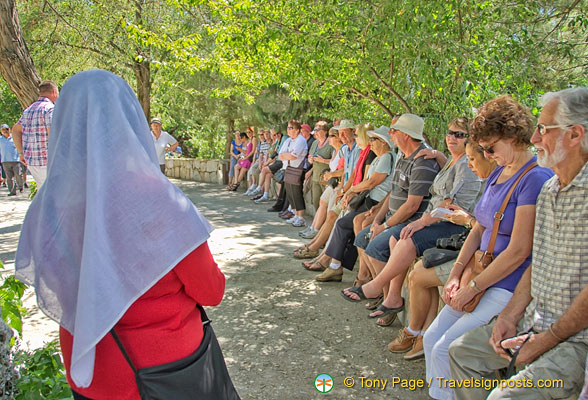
[15,70,213,387]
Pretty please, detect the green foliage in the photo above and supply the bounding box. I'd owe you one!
[13,341,73,400]
[28,181,37,200]
[0,276,27,340]
[0,260,27,339]
[0,82,23,124]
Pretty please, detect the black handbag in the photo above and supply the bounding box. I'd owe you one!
[347,190,369,211]
[111,305,240,400]
[283,165,304,185]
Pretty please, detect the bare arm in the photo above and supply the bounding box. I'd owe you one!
[348,171,387,193]
[450,205,536,311]
[11,123,26,165]
[383,194,424,227]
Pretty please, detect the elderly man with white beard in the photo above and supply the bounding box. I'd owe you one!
[448,87,588,400]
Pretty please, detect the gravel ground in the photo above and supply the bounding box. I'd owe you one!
[0,179,430,399]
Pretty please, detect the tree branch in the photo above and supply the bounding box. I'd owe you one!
[369,66,411,112]
[343,86,395,119]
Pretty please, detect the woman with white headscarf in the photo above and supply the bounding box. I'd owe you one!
[15,70,226,399]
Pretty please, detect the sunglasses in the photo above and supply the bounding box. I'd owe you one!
[535,123,572,136]
[480,138,501,154]
[447,130,469,139]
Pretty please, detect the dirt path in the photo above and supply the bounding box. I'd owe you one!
[1,180,429,399]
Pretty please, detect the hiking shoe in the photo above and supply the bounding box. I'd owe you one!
[286,216,298,224]
[404,335,424,360]
[291,217,306,227]
[251,193,263,201]
[300,228,318,239]
[298,227,310,236]
[388,328,416,353]
[316,267,343,282]
[249,188,261,197]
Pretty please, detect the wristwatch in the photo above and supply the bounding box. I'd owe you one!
[469,280,482,293]
[383,220,391,229]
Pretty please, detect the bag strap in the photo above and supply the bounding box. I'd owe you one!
[486,162,537,254]
[110,304,211,373]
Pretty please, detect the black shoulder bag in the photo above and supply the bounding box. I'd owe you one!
[110,305,240,400]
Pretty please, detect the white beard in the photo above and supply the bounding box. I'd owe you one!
[537,135,566,168]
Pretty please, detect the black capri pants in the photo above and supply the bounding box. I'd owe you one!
[285,182,305,211]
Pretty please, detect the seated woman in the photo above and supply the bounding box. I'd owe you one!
[255,130,285,203]
[423,96,553,400]
[295,124,373,264]
[315,126,396,282]
[15,70,228,399]
[227,131,252,191]
[387,139,497,360]
[342,117,482,327]
[299,126,342,239]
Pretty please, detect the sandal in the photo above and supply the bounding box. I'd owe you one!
[228,183,240,191]
[365,295,384,311]
[368,299,405,319]
[376,313,398,327]
[353,276,371,287]
[340,286,380,303]
[304,260,327,272]
[301,255,319,268]
[293,247,319,259]
[294,244,310,256]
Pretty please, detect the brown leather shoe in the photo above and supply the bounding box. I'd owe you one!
[404,335,424,360]
[315,267,343,282]
[388,328,416,353]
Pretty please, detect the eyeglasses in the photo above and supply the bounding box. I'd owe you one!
[369,137,380,142]
[480,138,501,154]
[287,126,294,130]
[328,134,338,138]
[535,123,573,136]
[447,130,469,139]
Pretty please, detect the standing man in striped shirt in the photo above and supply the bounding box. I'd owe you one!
[449,87,588,400]
[12,81,59,188]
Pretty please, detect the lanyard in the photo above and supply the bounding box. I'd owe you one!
[344,142,356,182]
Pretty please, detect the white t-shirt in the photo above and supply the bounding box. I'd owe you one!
[152,131,177,164]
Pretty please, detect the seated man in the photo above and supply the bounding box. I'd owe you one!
[449,87,588,400]
[342,114,439,303]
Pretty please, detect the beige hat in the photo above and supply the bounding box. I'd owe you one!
[334,119,355,130]
[150,118,162,125]
[390,114,424,141]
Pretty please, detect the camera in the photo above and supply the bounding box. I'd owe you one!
[364,231,373,241]
[435,231,468,251]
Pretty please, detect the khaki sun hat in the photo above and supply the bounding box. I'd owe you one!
[390,114,424,141]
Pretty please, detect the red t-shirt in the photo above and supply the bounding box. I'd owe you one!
[60,242,225,399]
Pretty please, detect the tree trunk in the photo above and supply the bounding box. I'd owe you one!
[133,58,151,121]
[0,0,42,109]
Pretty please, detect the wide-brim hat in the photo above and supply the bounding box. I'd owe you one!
[334,119,355,130]
[150,118,162,125]
[1,124,9,129]
[367,126,394,149]
[390,114,424,141]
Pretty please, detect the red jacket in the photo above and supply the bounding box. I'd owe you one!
[60,242,225,399]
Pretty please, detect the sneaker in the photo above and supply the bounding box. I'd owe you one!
[249,188,261,197]
[254,194,269,203]
[24,182,29,188]
[300,228,318,239]
[388,328,416,353]
[316,267,343,282]
[267,206,281,212]
[292,217,306,227]
[280,211,294,220]
[298,227,310,236]
[7,192,17,196]
[404,335,424,360]
[286,216,298,224]
[251,193,263,201]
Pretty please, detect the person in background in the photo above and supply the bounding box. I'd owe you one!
[228,130,243,181]
[150,118,178,174]
[15,69,226,400]
[0,124,24,196]
[12,80,59,188]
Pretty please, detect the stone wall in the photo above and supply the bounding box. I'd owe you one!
[165,158,228,184]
